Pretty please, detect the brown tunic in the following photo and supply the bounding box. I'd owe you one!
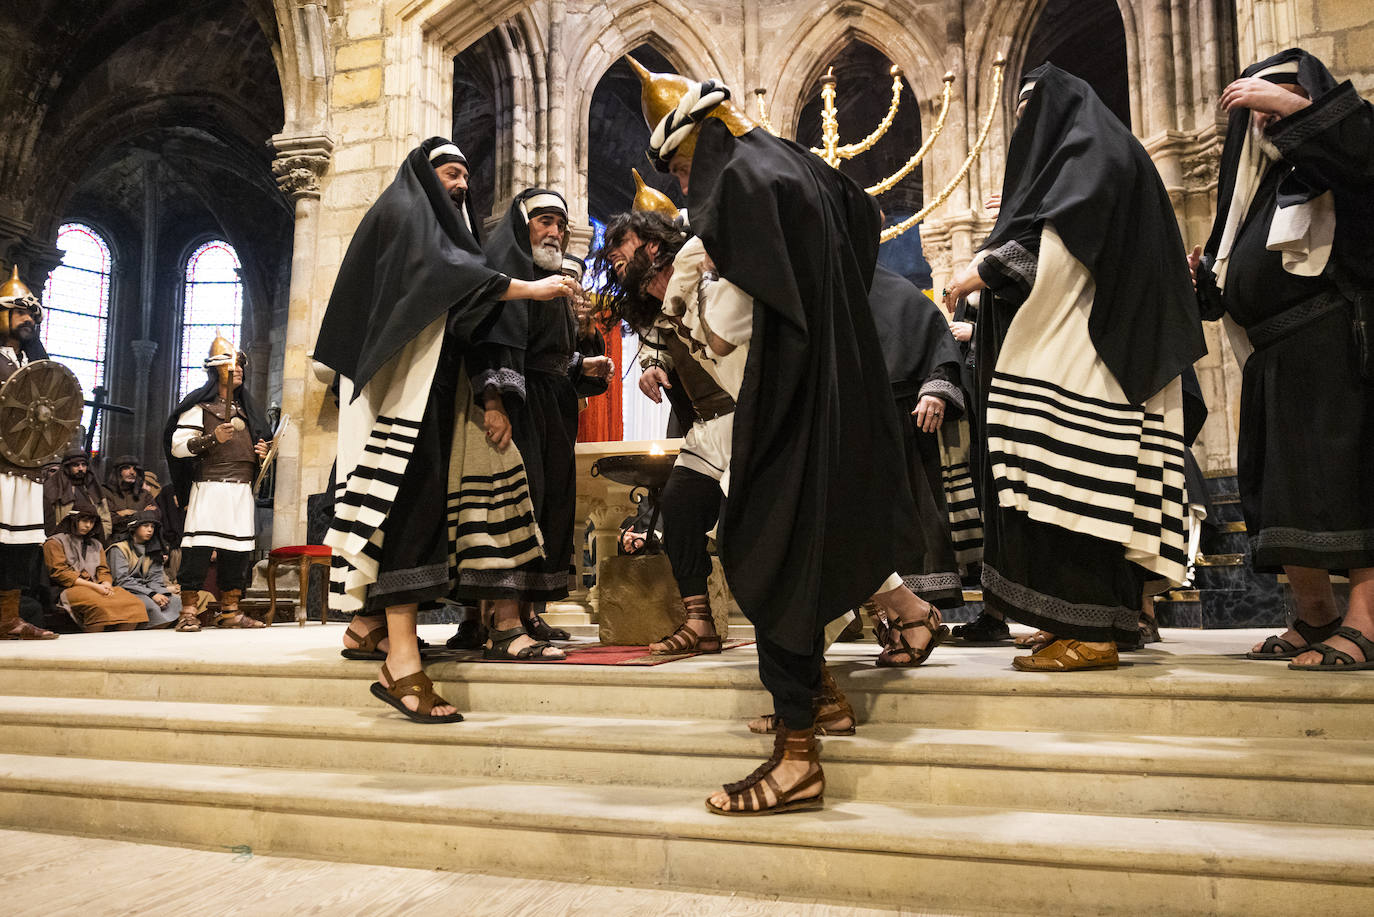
[44,537,147,627]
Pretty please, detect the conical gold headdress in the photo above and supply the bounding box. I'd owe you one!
[631,169,680,219]
[0,266,33,304]
[205,328,239,387]
[626,56,755,165]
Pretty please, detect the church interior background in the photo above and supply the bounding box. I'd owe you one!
[1,3,1372,913]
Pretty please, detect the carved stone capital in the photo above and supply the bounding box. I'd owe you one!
[271,134,334,201]
[129,339,158,370]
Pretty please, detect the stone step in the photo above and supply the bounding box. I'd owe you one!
[3,636,1373,740]
[2,695,1371,826]
[1,754,1369,916]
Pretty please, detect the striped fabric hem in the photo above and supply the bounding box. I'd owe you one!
[939,439,983,568]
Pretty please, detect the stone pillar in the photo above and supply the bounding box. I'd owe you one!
[130,159,159,449]
[270,135,334,546]
[128,339,157,453]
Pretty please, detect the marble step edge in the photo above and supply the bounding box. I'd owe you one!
[3,696,1371,785]
[1,753,1371,888]
[3,650,1373,704]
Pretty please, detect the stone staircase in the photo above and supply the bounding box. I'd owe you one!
[0,628,1371,915]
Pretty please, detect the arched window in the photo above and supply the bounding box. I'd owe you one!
[44,223,113,448]
[178,240,243,401]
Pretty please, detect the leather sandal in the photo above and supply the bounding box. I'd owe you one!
[863,600,890,646]
[484,625,564,661]
[341,621,440,660]
[1012,638,1118,672]
[369,663,465,723]
[446,616,489,650]
[1014,630,1056,651]
[876,610,948,668]
[521,605,570,641]
[174,610,201,632]
[1288,626,1374,671]
[707,726,825,816]
[215,611,266,628]
[650,596,721,655]
[749,665,856,736]
[1247,617,1343,660]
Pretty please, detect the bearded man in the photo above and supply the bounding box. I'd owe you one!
[317,138,578,723]
[462,189,612,649]
[104,454,157,538]
[43,447,109,537]
[1190,49,1374,670]
[0,267,58,638]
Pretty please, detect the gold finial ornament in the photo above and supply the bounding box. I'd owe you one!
[626,55,756,164]
[0,266,33,304]
[631,169,680,219]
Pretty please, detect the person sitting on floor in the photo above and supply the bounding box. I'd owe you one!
[106,509,184,630]
[104,454,158,540]
[44,501,146,632]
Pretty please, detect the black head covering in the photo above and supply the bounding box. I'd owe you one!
[105,453,145,494]
[313,137,509,398]
[982,64,1204,405]
[1202,48,1341,273]
[161,368,270,506]
[868,265,962,391]
[115,508,165,554]
[480,188,570,352]
[54,498,105,544]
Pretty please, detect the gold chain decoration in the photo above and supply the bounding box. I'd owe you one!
[880,53,1005,243]
[865,71,954,195]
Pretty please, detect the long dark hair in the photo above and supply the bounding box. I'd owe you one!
[590,211,686,334]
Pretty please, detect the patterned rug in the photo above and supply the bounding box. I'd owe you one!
[439,639,753,666]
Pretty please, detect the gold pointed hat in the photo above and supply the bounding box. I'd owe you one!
[626,56,755,151]
[631,169,680,219]
[0,266,33,304]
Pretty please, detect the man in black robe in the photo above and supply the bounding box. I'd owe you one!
[468,189,611,645]
[104,454,157,539]
[630,59,938,814]
[1190,49,1374,670]
[943,65,1204,672]
[316,138,577,722]
[43,447,109,537]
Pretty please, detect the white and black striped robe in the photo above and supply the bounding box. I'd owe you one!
[977,225,1189,642]
[327,314,544,614]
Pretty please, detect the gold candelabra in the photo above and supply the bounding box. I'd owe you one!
[754,52,1007,242]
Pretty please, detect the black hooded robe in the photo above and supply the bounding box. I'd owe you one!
[973,65,1205,644]
[868,265,968,609]
[687,119,920,656]
[474,192,608,601]
[1197,49,1374,573]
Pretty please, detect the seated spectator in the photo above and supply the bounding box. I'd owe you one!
[104,454,158,539]
[44,501,146,632]
[43,446,109,536]
[106,509,184,630]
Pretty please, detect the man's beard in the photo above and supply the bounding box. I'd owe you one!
[1250,120,1282,162]
[449,188,466,210]
[532,241,563,272]
[10,322,34,343]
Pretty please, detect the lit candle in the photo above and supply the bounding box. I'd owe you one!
[649,442,665,456]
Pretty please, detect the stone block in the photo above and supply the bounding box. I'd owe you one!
[345,6,382,39]
[331,106,387,142]
[1314,0,1373,33]
[1339,24,1374,69]
[334,67,384,107]
[335,38,383,72]
[596,554,730,645]
[330,143,373,174]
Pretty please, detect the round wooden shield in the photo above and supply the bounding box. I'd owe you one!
[0,360,84,467]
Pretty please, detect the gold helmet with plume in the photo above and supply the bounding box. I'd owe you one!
[631,168,680,220]
[627,56,754,171]
[0,265,43,338]
[203,328,243,388]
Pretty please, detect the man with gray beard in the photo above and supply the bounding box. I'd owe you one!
[1191,48,1374,670]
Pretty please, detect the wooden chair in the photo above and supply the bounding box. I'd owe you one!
[265,545,332,625]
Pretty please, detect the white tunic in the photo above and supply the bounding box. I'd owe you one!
[171,407,257,552]
[0,346,45,546]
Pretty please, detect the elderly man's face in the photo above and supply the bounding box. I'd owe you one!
[120,465,138,484]
[435,162,469,208]
[528,213,568,271]
[607,231,659,281]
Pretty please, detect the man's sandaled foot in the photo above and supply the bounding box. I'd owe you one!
[215,611,266,628]
[877,609,947,667]
[951,610,1011,644]
[521,607,570,642]
[1290,626,1374,671]
[707,727,824,816]
[1247,617,1342,660]
[174,611,201,632]
[485,625,565,661]
[3,619,58,640]
[1015,630,1056,651]
[1012,638,1118,672]
[371,662,464,723]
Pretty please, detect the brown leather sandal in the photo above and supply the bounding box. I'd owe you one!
[369,663,465,723]
[707,726,824,816]
[876,610,948,668]
[750,665,857,736]
[3,619,58,640]
[174,611,201,632]
[215,611,266,628]
[650,596,721,655]
[864,600,890,646]
[1012,638,1119,672]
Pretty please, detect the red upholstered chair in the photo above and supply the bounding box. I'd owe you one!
[266,545,332,625]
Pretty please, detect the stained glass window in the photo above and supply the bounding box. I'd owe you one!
[178,240,243,401]
[43,223,112,448]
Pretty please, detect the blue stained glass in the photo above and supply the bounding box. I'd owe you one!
[179,241,244,401]
[43,223,112,450]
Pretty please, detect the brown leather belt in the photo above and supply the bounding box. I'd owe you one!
[694,393,735,422]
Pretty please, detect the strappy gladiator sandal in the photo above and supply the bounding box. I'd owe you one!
[650,596,721,655]
[214,590,266,628]
[484,625,564,661]
[707,725,825,816]
[174,610,201,632]
[876,609,948,668]
[863,600,890,646]
[750,665,857,736]
[1246,617,1343,660]
[369,662,465,723]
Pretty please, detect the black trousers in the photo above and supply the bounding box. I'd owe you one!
[661,466,721,597]
[179,546,251,593]
[757,629,824,730]
[0,544,41,591]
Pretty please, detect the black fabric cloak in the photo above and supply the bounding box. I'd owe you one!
[160,371,269,507]
[313,137,508,396]
[981,64,1204,405]
[869,266,963,398]
[688,120,919,654]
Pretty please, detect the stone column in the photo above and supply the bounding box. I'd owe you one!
[270,135,334,546]
[128,339,157,453]
[131,158,159,449]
